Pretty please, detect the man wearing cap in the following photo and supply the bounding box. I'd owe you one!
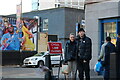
[0,24,20,50]
[76,28,92,80]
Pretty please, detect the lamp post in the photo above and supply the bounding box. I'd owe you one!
[45,54,52,80]
[33,16,40,53]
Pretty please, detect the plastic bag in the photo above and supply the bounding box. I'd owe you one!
[61,64,69,74]
[94,61,104,75]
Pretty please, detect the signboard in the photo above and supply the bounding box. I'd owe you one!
[81,20,85,26]
[76,23,80,36]
[48,42,62,55]
[38,32,48,53]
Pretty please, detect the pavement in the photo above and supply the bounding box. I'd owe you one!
[1,65,103,80]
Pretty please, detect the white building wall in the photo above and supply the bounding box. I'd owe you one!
[32,0,85,10]
[85,1,119,69]
[39,0,56,10]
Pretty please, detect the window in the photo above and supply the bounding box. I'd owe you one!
[55,3,60,8]
[32,3,38,10]
[32,0,39,11]
[104,22,116,44]
[100,18,120,46]
[32,0,38,2]
[104,22,116,35]
[43,19,48,31]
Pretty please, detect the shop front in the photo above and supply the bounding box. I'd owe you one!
[100,17,120,78]
[85,0,120,70]
[100,18,120,45]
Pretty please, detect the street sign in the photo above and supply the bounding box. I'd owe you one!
[48,42,62,55]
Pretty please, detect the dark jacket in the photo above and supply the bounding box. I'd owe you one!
[64,40,77,62]
[104,42,116,66]
[76,35,92,61]
[116,37,120,54]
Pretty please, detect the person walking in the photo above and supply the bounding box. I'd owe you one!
[64,33,77,80]
[76,28,92,80]
[116,33,120,53]
[97,40,107,75]
[98,40,107,62]
[116,33,120,79]
[104,37,116,80]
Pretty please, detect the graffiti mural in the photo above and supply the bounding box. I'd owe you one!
[0,16,38,51]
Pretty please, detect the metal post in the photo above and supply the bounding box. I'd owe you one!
[116,52,120,79]
[33,16,39,52]
[57,54,63,80]
[110,52,117,80]
[45,54,52,80]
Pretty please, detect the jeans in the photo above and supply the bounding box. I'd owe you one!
[77,60,90,80]
[104,65,110,80]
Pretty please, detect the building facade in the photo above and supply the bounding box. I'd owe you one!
[32,0,85,11]
[55,0,85,9]
[85,0,120,69]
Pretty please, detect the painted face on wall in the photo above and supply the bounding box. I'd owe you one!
[8,27,14,33]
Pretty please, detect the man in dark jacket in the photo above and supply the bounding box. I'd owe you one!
[64,33,77,80]
[104,37,116,80]
[76,28,92,80]
[116,33,120,79]
[116,33,120,54]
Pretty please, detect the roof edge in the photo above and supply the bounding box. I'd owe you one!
[85,0,111,5]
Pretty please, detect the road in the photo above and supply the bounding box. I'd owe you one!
[1,65,103,80]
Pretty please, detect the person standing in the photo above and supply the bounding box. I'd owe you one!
[116,33,120,79]
[97,40,107,75]
[116,33,120,53]
[98,40,107,62]
[76,28,92,80]
[98,39,108,60]
[64,33,77,80]
[104,37,116,80]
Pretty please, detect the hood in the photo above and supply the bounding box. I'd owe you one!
[25,56,43,59]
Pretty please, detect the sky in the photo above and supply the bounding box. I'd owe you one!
[0,0,32,15]
[0,0,87,15]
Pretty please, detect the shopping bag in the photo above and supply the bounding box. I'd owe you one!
[94,61,104,75]
[61,64,69,74]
